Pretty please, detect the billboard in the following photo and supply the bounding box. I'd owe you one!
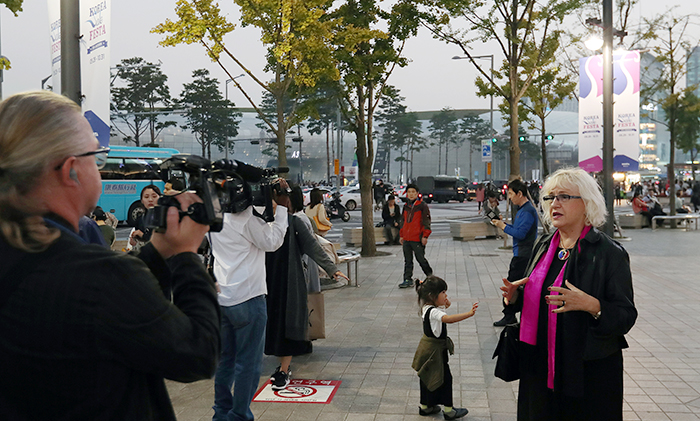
[579,50,640,172]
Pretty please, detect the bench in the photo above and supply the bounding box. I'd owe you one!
[450,221,501,241]
[337,249,361,287]
[652,214,700,230]
[618,213,649,229]
[342,227,388,246]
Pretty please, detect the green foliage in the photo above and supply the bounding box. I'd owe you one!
[1,0,22,15]
[675,91,700,156]
[428,107,461,173]
[460,114,492,152]
[178,68,242,159]
[110,57,177,147]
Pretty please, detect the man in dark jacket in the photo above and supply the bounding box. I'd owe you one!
[382,194,402,245]
[399,184,433,288]
[491,179,538,326]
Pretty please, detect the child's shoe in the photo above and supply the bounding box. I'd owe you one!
[444,407,469,420]
[419,406,441,416]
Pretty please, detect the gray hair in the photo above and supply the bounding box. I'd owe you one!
[541,167,607,228]
[0,91,84,252]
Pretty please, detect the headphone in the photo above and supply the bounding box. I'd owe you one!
[69,169,79,182]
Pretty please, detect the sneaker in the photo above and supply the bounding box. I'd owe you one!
[444,407,469,420]
[398,279,414,288]
[270,366,291,390]
[493,315,517,327]
[419,406,441,416]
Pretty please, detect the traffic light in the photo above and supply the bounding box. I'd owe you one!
[518,136,526,142]
[545,134,554,140]
[492,138,498,143]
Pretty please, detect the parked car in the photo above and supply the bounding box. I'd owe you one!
[337,187,362,210]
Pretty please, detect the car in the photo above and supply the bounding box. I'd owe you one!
[338,187,362,210]
[488,180,509,200]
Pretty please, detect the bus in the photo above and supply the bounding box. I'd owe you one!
[98,146,180,226]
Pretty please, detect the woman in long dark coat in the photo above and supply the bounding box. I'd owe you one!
[501,167,637,420]
[264,188,348,390]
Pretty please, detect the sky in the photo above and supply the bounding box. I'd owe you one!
[1,0,698,113]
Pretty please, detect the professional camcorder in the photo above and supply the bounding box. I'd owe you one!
[144,154,286,233]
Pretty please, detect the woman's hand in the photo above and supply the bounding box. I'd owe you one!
[129,229,144,246]
[500,277,529,305]
[547,280,601,316]
[333,271,350,282]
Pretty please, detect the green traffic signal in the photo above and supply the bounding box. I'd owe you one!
[545,134,554,140]
[518,136,525,142]
[492,138,497,143]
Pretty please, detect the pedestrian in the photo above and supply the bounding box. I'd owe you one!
[92,206,115,247]
[374,179,387,210]
[382,194,401,245]
[398,183,433,288]
[491,179,538,326]
[126,184,161,252]
[412,275,478,420]
[475,183,485,213]
[500,167,637,420]
[265,187,349,390]
[0,91,220,419]
[305,188,332,236]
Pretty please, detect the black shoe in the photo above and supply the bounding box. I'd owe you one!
[270,366,291,390]
[419,406,441,416]
[398,279,414,288]
[444,407,469,420]
[493,315,517,327]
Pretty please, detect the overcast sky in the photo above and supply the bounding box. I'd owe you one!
[1,0,698,112]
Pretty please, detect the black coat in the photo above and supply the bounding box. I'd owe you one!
[515,227,637,397]
[0,215,220,420]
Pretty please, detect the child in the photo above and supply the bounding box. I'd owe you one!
[412,276,479,420]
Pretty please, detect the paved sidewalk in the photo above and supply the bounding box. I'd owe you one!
[168,226,700,421]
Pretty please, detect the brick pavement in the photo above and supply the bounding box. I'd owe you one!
[168,226,700,421]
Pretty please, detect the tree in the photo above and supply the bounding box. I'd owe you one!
[178,69,241,159]
[153,0,351,169]
[332,0,419,256]
[304,78,347,182]
[110,57,177,146]
[1,2,21,70]
[414,0,587,180]
[428,107,460,174]
[375,85,409,181]
[642,13,696,215]
[522,59,576,178]
[676,91,700,181]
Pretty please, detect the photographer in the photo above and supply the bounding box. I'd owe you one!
[0,91,220,419]
[209,180,289,421]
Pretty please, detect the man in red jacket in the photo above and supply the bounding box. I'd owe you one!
[398,184,433,288]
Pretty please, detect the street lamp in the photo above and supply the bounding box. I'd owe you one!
[224,74,245,159]
[452,54,495,181]
[225,73,245,101]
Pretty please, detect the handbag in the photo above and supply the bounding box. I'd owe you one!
[313,215,332,232]
[492,322,520,382]
[307,292,326,340]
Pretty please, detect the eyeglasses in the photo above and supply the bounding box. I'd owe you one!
[55,147,111,170]
[542,194,582,203]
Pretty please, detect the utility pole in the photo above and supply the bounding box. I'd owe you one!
[61,0,81,104]
[602,0,615,236]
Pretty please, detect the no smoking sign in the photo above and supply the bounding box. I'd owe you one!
[253,379,342,404]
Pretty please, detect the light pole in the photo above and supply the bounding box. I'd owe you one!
[452,54,494,181]
[224,74,245,159]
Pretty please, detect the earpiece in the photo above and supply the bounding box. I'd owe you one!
[69,169,78,181]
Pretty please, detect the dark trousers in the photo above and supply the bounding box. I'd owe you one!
[503,255,530,318]
[384,225,400,244]
[403,241,433,281]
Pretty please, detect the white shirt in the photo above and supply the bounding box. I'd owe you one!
[210,205,288,307]
[421,305,447,337]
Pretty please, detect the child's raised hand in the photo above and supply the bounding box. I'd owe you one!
[469,301,479,316]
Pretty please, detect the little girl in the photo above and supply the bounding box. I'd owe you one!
[412,276,479,420]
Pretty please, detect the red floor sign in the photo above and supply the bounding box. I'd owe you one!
[252,379,341,404]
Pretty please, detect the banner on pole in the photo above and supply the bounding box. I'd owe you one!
[579,51,640,172]
[80,0,111,147]
[48,0,61,93]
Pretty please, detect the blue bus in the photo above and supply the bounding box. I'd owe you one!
[98,146,180,226]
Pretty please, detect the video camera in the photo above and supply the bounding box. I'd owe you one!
[144,154,286,233]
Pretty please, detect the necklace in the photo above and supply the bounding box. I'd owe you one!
[557,238,576,261]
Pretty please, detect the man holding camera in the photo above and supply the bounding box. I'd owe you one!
[491,179,538,326]
[0,91,220,420]
[209,181,289,421]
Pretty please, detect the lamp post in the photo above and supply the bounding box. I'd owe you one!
[224,74,245,160]
[452,54,494,181]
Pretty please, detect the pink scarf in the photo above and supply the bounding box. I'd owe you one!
[520,226,590,389]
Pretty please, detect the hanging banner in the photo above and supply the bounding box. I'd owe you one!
[80,0,111,147]
[579,51,640,172]
[373,143,389,179]
[48,0,61,93]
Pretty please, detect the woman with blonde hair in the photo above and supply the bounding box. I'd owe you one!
[500,167,637,420]
[0,91,220,419]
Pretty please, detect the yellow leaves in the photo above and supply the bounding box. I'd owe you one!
[0,56,10,71]
[151,0,235,61]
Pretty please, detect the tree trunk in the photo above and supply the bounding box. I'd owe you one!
[509,100,521,180]
[356,86,376,257]
[326,123,331,182]
[437,143,442,174]
[445,142,449,175]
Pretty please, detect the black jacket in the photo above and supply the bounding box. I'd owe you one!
[382,203,402,228]
[0,215,221,420]
[516,227,637,397]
